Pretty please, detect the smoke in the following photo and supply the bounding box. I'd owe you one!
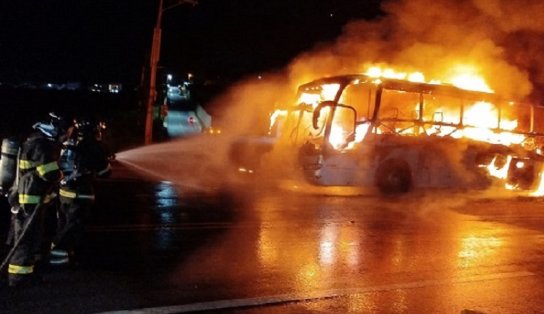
[290,0,544,102]
[118,0,544,194]
[209,73,292,135]
[211,0,544,136]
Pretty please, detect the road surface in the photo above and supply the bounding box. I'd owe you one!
[1,158,544,313]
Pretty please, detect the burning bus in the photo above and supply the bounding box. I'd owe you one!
[231,73,544,195]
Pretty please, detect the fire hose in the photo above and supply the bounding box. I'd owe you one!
[0,202,44,273]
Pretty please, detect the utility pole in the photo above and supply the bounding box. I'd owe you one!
[144,0,197,145]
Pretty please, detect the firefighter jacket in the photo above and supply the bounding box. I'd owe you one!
[59,137,111,201]
[17,132,63,206]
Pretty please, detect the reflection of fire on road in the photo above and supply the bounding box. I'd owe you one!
[458,234,503,268]
[256,196,363,293]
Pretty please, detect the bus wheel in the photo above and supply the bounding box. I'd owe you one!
[376,159,412,194]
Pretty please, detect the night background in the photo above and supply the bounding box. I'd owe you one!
[0,0,381,84]
[0,0,382,150]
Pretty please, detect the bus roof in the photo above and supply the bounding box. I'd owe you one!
[297,74,498,102]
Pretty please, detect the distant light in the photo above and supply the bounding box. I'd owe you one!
[238,167,254,174]
[329,13,334,17]
[187,73,193,80]
[108,83,122,94]
[258,75,262,80]
[516,161,525,169]
[47,83,53,88]
[167,74,173,81]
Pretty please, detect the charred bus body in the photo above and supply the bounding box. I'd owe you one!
[233,75,544,194]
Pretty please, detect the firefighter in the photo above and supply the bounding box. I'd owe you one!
[6,113,66,287]
[49,118,111,266]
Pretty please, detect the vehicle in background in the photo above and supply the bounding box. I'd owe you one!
[161,83,212,138]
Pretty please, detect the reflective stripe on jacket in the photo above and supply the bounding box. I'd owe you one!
[59,136,110,200]
[8,264,34,274]
[18,192,57,204]
[19,160,59,179]
[60,187,95,200]
[16,132,62,204]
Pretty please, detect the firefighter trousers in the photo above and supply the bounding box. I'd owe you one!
[8,203,48,281]
[52,196,91,256]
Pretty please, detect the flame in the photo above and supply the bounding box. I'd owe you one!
[449,64,494,93]
[339,67,524,149]
[358,68,520,148]
[365,66,425,83]
[458,102,525,146]
[329,123,349,149]
[407,72,425,83]
[486,155,512,180]
[296,83,340,110]
[365,65,494,93]
[269,109,288,134]
[451,74,494,93]
[298,93,322,107]
[531,173,544,196]
[321,84,341,101]
[464,102,499,129]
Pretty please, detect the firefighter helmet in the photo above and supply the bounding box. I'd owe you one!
[33,122,58,138]
[33,112,69,139]
[73,117,102,140]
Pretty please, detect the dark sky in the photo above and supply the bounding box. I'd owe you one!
[0,0,381,85]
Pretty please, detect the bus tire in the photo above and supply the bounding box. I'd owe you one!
[375,159,412,194]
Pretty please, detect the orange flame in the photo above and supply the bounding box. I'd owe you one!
[365,66,425,83]
[451,74,493,93]
[531,173,544,196]
[365,65,494,93]
[448,64,494,93]
[457,102,525,146]
[296,83,340,109]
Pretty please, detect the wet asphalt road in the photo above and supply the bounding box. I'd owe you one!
[2,159,544,313]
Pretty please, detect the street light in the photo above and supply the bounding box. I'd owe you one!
[144,0,198,145]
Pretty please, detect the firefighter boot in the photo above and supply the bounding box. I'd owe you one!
[8,273,44,288]
[49,248,70,266]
